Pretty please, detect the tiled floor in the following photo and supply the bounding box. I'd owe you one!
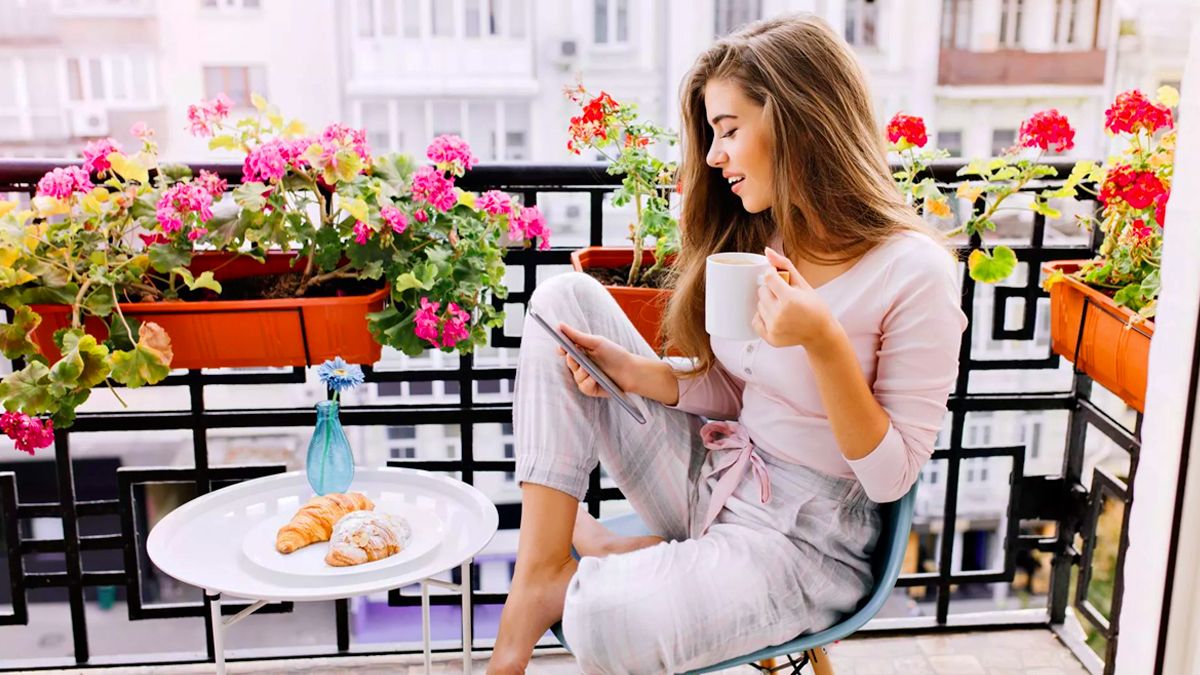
[14,628,1091,674]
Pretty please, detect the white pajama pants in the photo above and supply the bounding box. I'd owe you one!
[513,272,881,675]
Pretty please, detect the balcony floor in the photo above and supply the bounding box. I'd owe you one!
[35,628,1090,674]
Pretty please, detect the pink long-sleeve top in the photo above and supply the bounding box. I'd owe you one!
[670,230,968,504]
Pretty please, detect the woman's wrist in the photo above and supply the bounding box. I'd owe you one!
[804,314,849,360]
[620,354,678,403]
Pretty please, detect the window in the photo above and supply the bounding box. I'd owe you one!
[431,0,454,36]
[465,0,482,37]
[65,55,155,104]
[502,422,515,481]
[401,0,420,37]
[503,101,530,160]
[999,0,1023,48]
[593,0,630,45]
[991,128,1016,156]
[1052,0,1080,48]
[844,0,878,48]
[936,130,963,157]
[361,100,392,153]
[941,0,972,49]
[387,425,418,460]
[1023,419,1043,459]
[203,65,267,107]
[714,0,760,37]
[353,98,530,160]
[201,0,260,9]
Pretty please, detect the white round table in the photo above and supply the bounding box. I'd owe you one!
[147,467,500,674]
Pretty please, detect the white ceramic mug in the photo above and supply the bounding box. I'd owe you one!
[705,252,772,340]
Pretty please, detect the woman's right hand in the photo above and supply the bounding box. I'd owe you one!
[556,323,639,398]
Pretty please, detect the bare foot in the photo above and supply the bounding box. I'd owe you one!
[488,558,578,674]
[573,508,665,558]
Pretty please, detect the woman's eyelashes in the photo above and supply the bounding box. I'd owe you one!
[721,128,738,139]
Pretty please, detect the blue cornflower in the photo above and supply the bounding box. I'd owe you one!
[318,357,365,397]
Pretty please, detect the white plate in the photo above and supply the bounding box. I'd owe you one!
[241,501,444,578]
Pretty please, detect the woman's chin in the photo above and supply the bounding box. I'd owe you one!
[738,195,770,214]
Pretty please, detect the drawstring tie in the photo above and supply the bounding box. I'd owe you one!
[698,420,772,535]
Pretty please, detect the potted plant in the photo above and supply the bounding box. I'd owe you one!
[564,85,679,353]
[0,95,547,453]
[886,108,1078,283]
[1041,87,1176,412]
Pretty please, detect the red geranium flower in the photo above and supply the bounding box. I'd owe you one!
[1019,109,1075,152]
[1098,164,1168,210]
[886,113,928,149]
[1105,90,1174,136]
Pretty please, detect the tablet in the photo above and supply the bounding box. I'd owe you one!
[527,310,648,425]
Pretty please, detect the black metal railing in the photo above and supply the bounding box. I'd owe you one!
[0,159,1138,672]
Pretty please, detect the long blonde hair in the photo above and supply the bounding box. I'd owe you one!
[663,14,929,373]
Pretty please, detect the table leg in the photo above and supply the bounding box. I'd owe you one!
[207,590,226,675]
[421,580,432,674]
[461,560,473,674]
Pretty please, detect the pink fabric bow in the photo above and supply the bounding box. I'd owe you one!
[698,420,773,536]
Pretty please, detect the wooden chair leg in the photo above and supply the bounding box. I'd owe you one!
[756,657,777,669]
[804,647,835,675]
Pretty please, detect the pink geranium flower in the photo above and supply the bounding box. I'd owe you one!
[1,411,54,455]
[440,302,471,347]
[477,190,513,218]
[36,166,93,199]
[196,169,228,198]
[414,297,442,346]
[156,182,214,235]
[411,165,458,212]
[426,134,478,175]
[81,137,121,174]
[381,205,407,234]
[186,94,234,138]
[353,220,370,245]
[511,205,550,250]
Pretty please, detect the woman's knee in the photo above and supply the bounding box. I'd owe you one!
[561,565,673,674]
[529,272,608,316]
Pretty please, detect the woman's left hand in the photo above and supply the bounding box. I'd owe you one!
[752,247,837,349]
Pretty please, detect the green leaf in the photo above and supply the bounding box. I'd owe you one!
[83,289,116,318]
[344,197,369,223]
[0,306,42,359]
[968,246,1018,284]
[394,262,436,292]
[49,329,111,390]
[333,150,364,184]
[108,341,171,388]
[360,260,384,280]
[106,315,141,352]
[1113,283,1147,309]
[148,245,191,274]
[251,92,269,112]
[107,152,150,184]
[173,268,223,294]
[159,164,193,182]
[1029,200,1062,219]
[48,390,90,429]
[0,361,55,415]
[233,182,269,211]
[208,135,241,151]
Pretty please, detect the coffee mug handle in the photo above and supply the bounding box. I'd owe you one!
[757,270,791,285]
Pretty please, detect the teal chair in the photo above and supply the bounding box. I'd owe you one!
[551,485,918,674]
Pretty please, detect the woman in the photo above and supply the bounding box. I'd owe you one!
[488,14,967,675]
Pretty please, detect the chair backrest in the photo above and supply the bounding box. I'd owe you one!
[691,484,919,674]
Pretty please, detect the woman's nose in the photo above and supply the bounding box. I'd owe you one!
[706,144,727,168]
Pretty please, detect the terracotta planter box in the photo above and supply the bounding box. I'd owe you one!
[570,247,674,355]
[29,252,387,370]
[1044,260,1154,412]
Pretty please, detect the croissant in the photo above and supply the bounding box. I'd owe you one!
[275,492,374,554]
[324,511,412,567]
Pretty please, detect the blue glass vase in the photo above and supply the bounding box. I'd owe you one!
[306,400,354,495]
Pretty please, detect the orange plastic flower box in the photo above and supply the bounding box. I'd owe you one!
[29,252,387,370]
[570,247,676,355]
[1044,260,1154,412]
